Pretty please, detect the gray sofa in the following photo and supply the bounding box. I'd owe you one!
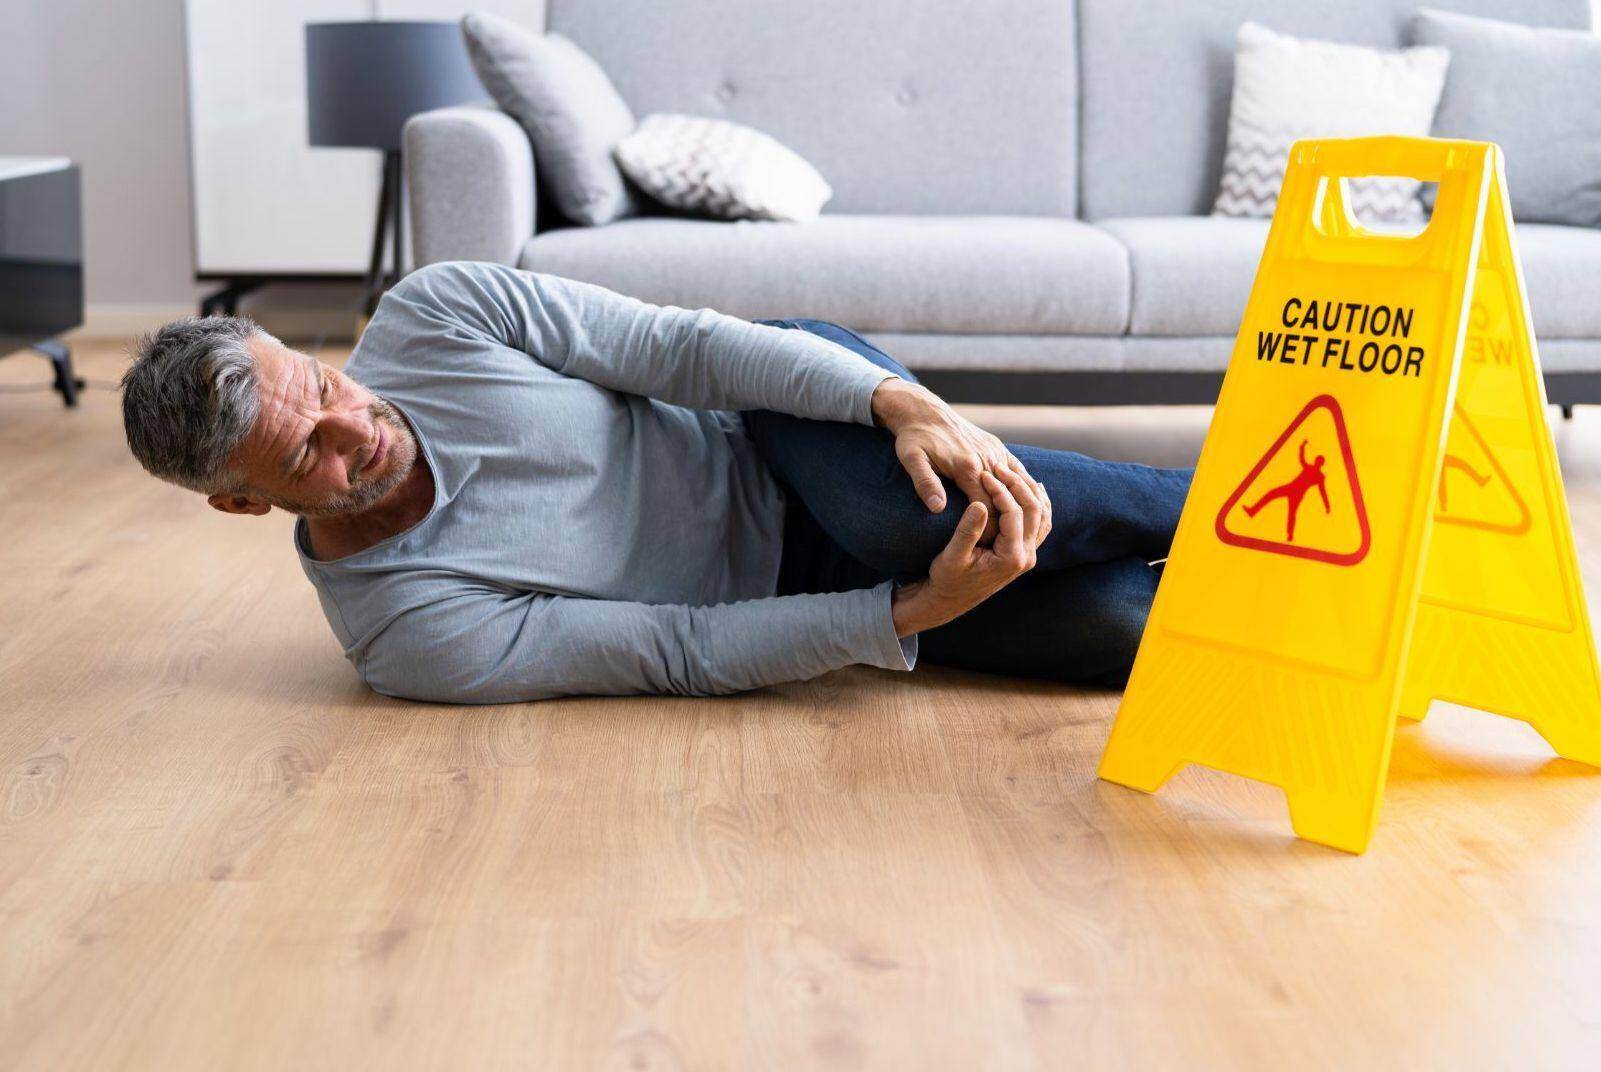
[404,0,1601,409]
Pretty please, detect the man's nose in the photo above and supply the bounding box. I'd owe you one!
[320,409,371,453]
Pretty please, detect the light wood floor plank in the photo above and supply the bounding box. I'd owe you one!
[3,340,1601,1069]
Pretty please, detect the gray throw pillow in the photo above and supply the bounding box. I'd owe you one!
[1410,9,1601,228]
[460,13,640,226]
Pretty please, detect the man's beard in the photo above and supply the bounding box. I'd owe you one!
[264,395,419,519]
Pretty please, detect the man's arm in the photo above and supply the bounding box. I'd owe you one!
[381,260,900,425]
[358,582,919,704]
[357,469,1047,705]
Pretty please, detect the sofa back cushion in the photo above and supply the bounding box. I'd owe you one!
[1077,0,1592,220]
[545,0,1080,216]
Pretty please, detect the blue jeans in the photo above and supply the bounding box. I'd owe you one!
[741,318,1194,687]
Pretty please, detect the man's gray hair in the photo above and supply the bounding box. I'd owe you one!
[121,315,266,495]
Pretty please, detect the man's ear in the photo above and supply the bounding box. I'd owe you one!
[207,492,272,517]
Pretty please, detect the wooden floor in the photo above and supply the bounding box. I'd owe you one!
[4,339,1601,1070]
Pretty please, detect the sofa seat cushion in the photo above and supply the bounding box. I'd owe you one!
[1101,216,1601,340]
[1514,224,1601,338]
[1098,217,1269,337]
[519,215,1131,335]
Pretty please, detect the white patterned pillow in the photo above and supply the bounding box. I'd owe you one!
[614,114,833,222]
[1214,22,1450,224]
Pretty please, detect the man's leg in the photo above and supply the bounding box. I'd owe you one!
[743,318,1194,581]
[774,481,1156,687]
[917,554,1158,686]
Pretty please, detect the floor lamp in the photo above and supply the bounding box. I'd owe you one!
[305,21,483,318]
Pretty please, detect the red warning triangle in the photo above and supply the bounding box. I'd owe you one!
[1434,405,1530,535]
[1215,394,1372,566]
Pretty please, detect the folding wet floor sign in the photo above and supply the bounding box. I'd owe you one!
[1097,136,1601,854]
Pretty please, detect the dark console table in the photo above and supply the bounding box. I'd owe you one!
[0,157,85,406]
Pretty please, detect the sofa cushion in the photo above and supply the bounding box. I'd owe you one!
[1098,217,1270,336]
[1101,216,1601,340]
[1076,0,1592,220]
[1212,22,1449,223]
[614,114,833,222]
[544,0,1079,216]
[1515,225,1601,338]
[859,334,1601,376]
[461,14,641,226]
[519,216,1131,335]
[1411,10,1601,228]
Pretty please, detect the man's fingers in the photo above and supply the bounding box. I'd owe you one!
[1011,466,1051,543]
[980,472,1028,565]
[952,469,986,510]
[951,470,1000,542]
[949,500,987,556]
[992,466,1043,546]
[1004,451,1039,487]
[902,450,946,512]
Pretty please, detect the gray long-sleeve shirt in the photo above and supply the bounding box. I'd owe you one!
[295,260,919,703]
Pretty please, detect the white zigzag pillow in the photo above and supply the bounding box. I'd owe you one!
[1214,22,1450,224]
[614,114,833,223]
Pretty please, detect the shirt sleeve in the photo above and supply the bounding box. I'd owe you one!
[356,580,920,705]
[380,260,900,425]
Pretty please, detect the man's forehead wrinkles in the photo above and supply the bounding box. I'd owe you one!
[242,349,314,473]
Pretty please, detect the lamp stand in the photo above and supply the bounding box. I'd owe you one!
[196,151,407,325]
[362,149,404,318]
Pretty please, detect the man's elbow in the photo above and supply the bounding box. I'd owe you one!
[359,665,495,705]
[357,647,551,705]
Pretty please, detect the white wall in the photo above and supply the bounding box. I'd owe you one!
[0,0,542,335]
[0,0,202,315]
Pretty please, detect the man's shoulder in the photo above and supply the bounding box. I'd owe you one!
[385,260,528,308]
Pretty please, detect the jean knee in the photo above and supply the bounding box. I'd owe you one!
[834,482,963,578]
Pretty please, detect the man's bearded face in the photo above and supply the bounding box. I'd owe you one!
[226,336,420,520]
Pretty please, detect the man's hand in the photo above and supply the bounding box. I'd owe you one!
[891,468,1051,637]
[871,377,1047,544]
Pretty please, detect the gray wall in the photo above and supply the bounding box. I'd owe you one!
[0,0,202,310]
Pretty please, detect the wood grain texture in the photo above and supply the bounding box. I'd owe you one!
[3,341,1601,1070]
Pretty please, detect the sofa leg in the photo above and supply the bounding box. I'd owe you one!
[1561,404,1574,421]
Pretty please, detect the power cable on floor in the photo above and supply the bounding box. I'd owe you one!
[0,379,122,394]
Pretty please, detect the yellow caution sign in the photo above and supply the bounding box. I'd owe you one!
[1097,136,1601,854]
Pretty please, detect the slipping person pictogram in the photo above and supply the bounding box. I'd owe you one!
[1242,440,1329,542]
[1215,394,1371,566]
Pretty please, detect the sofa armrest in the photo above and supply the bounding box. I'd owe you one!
[403,104,536,269]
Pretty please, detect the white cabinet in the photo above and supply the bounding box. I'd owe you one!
[183,0,543,277]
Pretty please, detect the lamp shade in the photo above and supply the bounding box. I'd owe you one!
[306,21,483,152]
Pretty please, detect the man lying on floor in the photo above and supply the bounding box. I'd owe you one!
[120,261,1193,703]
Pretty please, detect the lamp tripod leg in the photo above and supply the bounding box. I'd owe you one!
[391,152,404,289]
[362,152,399,319]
